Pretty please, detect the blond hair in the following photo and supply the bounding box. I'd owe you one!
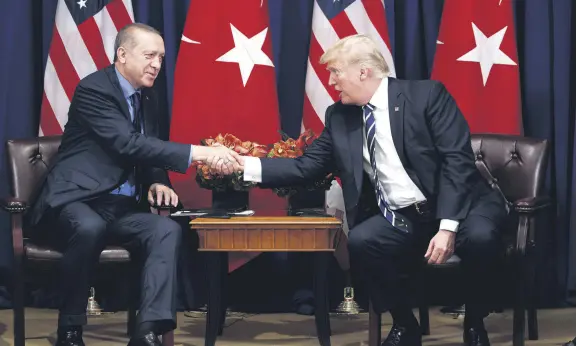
[319,34,389,78]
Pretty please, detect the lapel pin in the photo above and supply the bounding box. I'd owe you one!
[394,106,399,112]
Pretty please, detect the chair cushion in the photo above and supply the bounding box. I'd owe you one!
[25,242,131,263]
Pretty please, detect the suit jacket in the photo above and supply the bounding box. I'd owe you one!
[28,65,190,226]
[259,78,501,230]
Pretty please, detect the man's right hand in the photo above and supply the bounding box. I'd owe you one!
[191,144,243,175]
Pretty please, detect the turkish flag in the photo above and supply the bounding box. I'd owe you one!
[170,0,286,271]
[431,0,522,135]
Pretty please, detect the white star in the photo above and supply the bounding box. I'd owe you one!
[457,22,516,86]
[77,0,87,9]
[216,24,274,86]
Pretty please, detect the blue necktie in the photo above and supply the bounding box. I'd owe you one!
[363,103,407,232]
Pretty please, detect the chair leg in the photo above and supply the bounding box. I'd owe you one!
[513,254,526,346]
[368,299,381,346]
[527,307,538,340]
[418,303,430,335]
[527,261,538,340]
[13,261,25,346]
[127,264,140,337]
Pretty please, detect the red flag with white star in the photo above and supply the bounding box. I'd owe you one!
[170,0,286,271]
[431,0,522,135]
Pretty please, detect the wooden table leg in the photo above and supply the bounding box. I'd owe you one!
[204,252,226,346]
[368,299,381,346]
[313,252,332,346]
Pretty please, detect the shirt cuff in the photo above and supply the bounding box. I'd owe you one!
[243,156,263,183]
[188,145,194,166]
[439,219,459,233]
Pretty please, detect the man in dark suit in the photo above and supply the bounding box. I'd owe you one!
[27,23,240,346]
[227,34,507,346]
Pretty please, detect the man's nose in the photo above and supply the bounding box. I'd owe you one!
[151,57,161,69]
[328,76,335,86]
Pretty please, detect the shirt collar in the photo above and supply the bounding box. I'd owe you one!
[115,67,140,99]
[367,77,388,110]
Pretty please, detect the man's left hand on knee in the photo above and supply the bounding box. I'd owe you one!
[424,230,456,264]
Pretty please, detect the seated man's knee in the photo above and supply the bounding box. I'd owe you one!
[154,217,183,246]
[347,227,377,256]
[69,215,107,246]
[459,216,502,259]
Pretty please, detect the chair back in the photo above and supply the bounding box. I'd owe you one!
[6,135,62,202]
[471,133,549,204]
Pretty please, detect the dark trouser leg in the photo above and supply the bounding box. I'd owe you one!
[347,214,423,326]
[455,214,504,327]
[110,212,182,335]
[45,202,109,327]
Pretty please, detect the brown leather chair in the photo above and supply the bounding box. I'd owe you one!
[1,135,171,346]
[368,134,551,346]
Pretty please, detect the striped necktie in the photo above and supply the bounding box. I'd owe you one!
[363,103,407,232]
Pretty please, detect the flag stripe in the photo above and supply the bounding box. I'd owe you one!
[329,11,360,40]
[311,0,341,52]
[44,57,72,128]
[361,0,392,47]
[48,28,81,100]
[307,36,340,101]
[105,0,134,31]
[93,8,119,62]
[121,0,135,22]
[54,0,97,79]
[345,0,396,76]
[39,0,134,136]
[305,58,336,125]
[77,18,111,70]
[303,94,326,131]
[40,93,63,136]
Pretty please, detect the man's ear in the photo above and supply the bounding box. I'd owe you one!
[116,47,127,63]
[359,65,369,81]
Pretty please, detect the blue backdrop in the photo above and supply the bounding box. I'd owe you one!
[0,0,574,308]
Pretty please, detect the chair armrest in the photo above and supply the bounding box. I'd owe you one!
[513,196,551,214]
[150,203,173,217]
[1,197,28,213]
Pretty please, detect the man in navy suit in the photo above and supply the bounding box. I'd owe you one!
[226,35,507,346]
[27,23,240,346]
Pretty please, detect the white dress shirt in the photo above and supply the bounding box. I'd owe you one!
[243,78,459,233]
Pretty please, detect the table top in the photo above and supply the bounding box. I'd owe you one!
[189,215,341,227]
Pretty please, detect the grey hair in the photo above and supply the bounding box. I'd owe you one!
[113,23,161,62]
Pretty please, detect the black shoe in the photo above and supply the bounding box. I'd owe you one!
[127,331,162,346]
[463,326,491,346]
[55,326,85,346]
[382,324,422,346]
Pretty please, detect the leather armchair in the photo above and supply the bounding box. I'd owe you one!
[1,135,171,346]
[368,134,551,346]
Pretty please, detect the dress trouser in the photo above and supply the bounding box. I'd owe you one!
[347,192,506,319]
[37,194,182,333]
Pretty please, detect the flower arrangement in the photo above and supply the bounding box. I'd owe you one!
[192,133,268,192]
[267,129,335,197]
[192,130,334,196]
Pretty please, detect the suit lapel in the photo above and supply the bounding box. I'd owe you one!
[346,107,364,194]
[105,65,131,122]
[388,78,409,168]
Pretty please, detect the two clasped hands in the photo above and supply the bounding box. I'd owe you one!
[195,143,245,175]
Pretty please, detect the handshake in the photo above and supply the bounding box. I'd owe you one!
[192,143,246,175]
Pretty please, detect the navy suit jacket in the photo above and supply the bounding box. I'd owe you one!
[28,65,190,226]
[259,78,500,230]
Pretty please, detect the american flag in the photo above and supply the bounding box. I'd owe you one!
[302,0,396,232]
[39,0,134,136]
[301,0,396,132]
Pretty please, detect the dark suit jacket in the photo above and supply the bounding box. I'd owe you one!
[28,65,190,226]
[259,78,501,230]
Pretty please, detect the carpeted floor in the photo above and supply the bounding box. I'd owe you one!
[0,307,573,345]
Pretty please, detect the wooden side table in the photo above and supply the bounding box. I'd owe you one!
[190,216,342,346]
